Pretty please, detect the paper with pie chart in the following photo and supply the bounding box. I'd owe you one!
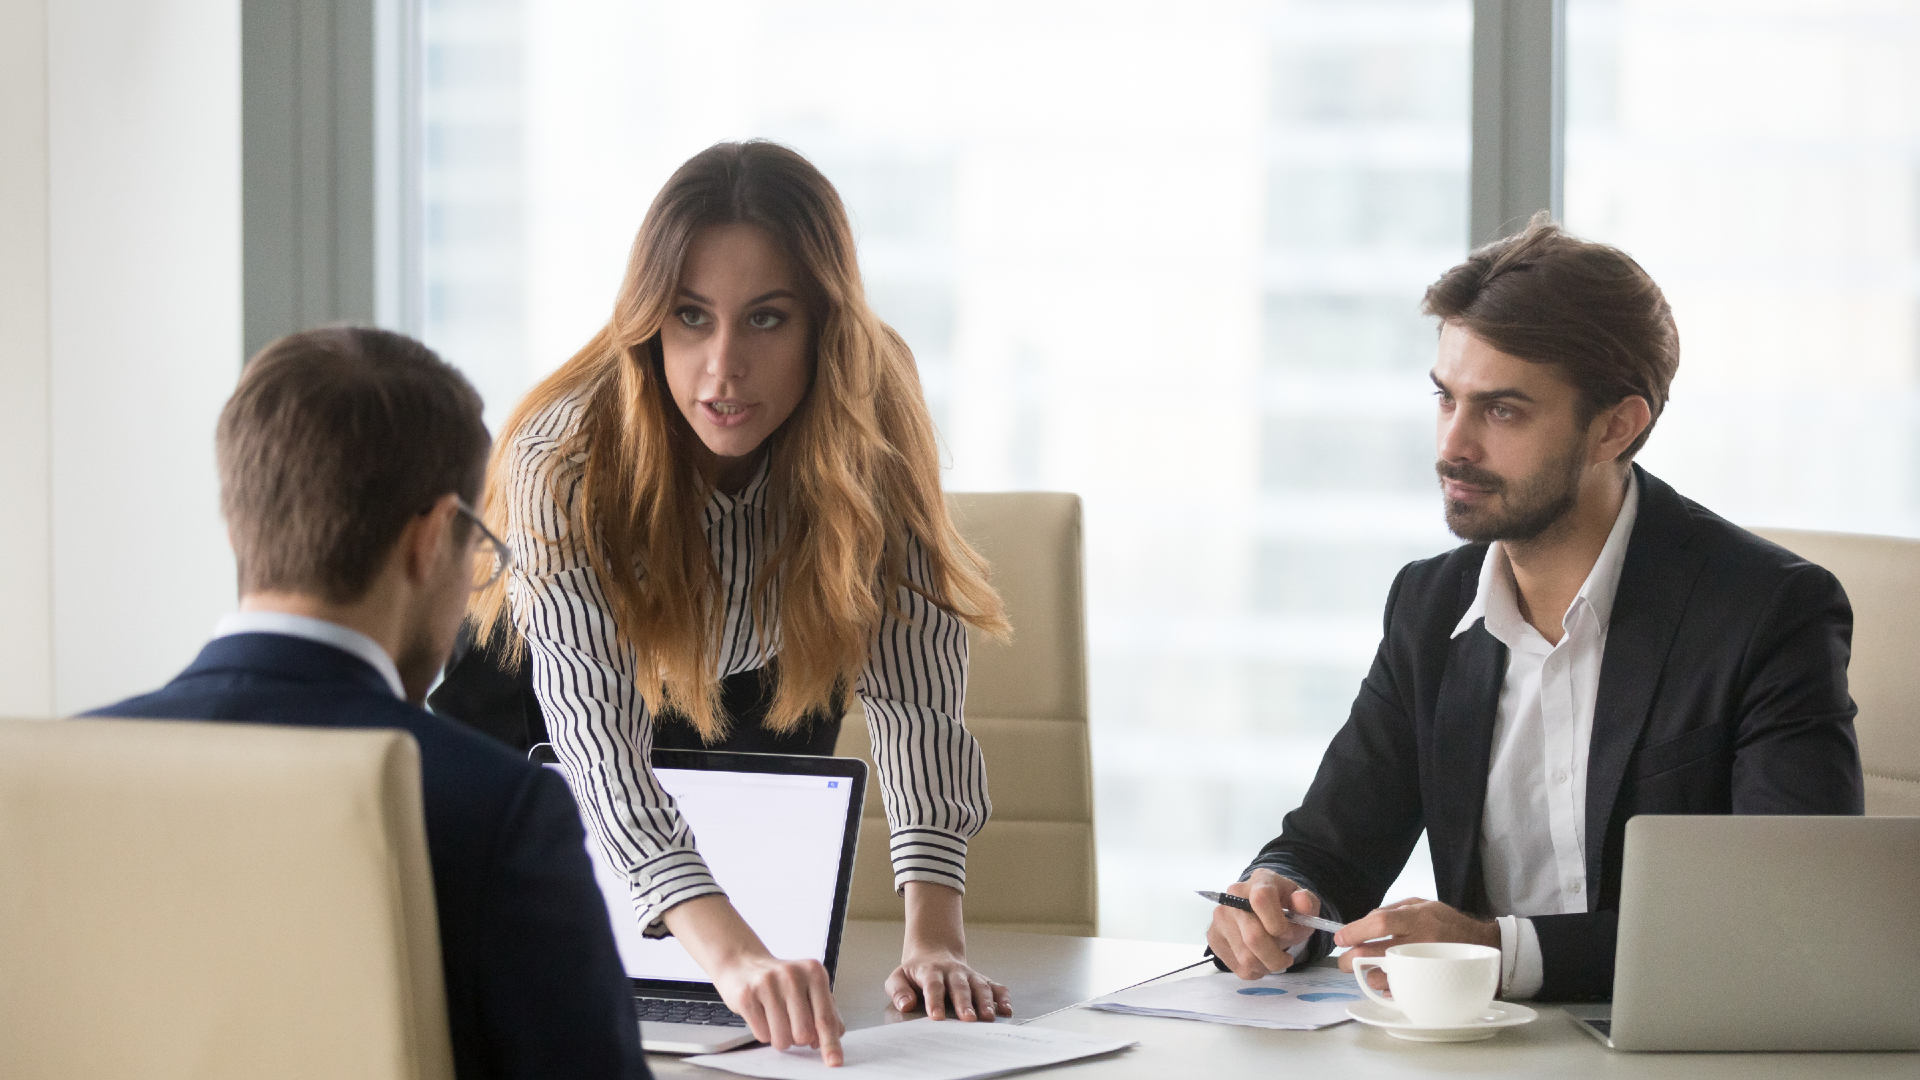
[1087,969,1361,1030]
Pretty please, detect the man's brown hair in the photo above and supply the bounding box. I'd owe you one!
[219,327,489,603]
[1423,212,1680,458]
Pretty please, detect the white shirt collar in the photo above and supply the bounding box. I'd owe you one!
[213,611,407,700]
[1452,471,1642,643]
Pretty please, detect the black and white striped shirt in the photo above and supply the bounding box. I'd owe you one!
[503,395,990,934]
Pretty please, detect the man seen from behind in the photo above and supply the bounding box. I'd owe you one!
[88,328,650,1079]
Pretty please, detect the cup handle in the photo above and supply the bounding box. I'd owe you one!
[1351,957,1395,1010]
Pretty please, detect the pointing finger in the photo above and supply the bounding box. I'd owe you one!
[810,967,843,1066]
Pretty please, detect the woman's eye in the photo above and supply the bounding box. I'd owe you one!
[676,307,710,328]
[747,310,784,330]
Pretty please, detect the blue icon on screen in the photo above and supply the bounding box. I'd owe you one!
[828,781,839,788]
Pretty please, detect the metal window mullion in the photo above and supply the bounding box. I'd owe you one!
[1470,0,1566,246]
[242,0,381,358]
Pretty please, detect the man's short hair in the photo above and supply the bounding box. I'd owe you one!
[219,327,489,603]
[1423,213,1680,458]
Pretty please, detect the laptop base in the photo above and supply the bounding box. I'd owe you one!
[1564,1004,1614,1048]
[638,1020,756,1055]
[633,989,755,1054]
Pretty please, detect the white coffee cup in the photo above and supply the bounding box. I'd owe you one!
[1350,943,1500,1027]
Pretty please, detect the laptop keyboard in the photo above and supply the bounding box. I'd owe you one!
[635,996,747,1028]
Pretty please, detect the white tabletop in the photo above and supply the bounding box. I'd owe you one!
[647,921,1917,1077]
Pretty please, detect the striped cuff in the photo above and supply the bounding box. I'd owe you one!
[889,827,969,895]
[632,849,726,939]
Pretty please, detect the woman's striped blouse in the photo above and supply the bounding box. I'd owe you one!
[502,395,991,936]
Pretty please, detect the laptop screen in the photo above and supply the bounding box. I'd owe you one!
[543,754,861,986]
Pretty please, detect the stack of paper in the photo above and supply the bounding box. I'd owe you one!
[684,1018,1135,1080]
[1088,968,1361,1030]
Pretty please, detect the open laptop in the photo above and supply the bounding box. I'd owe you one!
[533,744,866,1055]
[1566,815,1920,1052]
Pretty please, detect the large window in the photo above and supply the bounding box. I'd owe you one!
[419,0,1467,940]
[1566,0,1920,536]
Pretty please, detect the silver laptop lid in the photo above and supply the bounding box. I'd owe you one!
[1613,815,1920,1052]
[537,746,866,994]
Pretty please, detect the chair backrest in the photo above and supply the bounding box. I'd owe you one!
[836,492,1098,935]
[0,718,454,1080]
[1749,528,1920,816]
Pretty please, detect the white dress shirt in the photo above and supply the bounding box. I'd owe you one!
[214,610,406,700]
[502,394,989,936]
[1450,474,1639,999]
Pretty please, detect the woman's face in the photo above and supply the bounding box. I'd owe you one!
[661,222,813,489]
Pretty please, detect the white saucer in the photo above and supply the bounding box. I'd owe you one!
[1346,999,1539,1042]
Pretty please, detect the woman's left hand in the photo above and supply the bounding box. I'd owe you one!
[886,948,1011,1021]
[888,880,1013,1020]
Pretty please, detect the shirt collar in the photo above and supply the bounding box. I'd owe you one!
[213,611,407,700]
[1579,471,1640,635]
[1453,539,1522,644]
[1451,471,1641,643]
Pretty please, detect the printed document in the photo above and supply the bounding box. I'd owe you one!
[1089,968,1360,1030]
[684,1018,1134,1079]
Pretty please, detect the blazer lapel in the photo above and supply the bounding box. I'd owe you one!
[1584,467,1707,905]
[1429,570,1507,910]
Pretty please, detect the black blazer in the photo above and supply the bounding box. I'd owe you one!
[1249,466,1864,1001]
[86,633,650,1080]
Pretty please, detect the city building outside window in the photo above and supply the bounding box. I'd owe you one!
[415,0,1920,939]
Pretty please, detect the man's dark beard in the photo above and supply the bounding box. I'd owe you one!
[1437,440,1585,543]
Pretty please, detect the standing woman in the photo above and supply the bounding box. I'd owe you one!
[465,141,1011,1064]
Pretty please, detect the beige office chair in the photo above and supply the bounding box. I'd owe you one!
[836,492,1098,935]
[0,718,453,1080]
[1750,529,1920,816]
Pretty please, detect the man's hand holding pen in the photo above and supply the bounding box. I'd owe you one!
[1205,869,1325,979]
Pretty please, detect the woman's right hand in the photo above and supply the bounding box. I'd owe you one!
[663,894,845,1066]
[710,951,844,1065]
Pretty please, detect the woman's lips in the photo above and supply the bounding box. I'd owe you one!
[699,400,757,428]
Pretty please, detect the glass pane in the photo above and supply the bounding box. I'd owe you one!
[418,0,1470,939]
[1566,0,1920,537]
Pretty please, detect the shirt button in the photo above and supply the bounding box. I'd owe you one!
[1553,770,1569,785]
[1567,880,1583,895]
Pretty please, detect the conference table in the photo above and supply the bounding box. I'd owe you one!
[646,921,1915,1078]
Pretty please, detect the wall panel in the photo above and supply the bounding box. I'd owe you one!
[0,0,54,718]
[46,0,242,713]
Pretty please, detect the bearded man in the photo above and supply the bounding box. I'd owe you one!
[1206,215,1864,1002]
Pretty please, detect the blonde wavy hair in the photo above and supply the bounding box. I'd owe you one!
[470,140,1008,741]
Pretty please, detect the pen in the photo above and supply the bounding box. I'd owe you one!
[1196,889,1345,934]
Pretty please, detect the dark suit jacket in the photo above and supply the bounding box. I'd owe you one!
[1248,466,1864,1001]
[87,632,650,1080]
